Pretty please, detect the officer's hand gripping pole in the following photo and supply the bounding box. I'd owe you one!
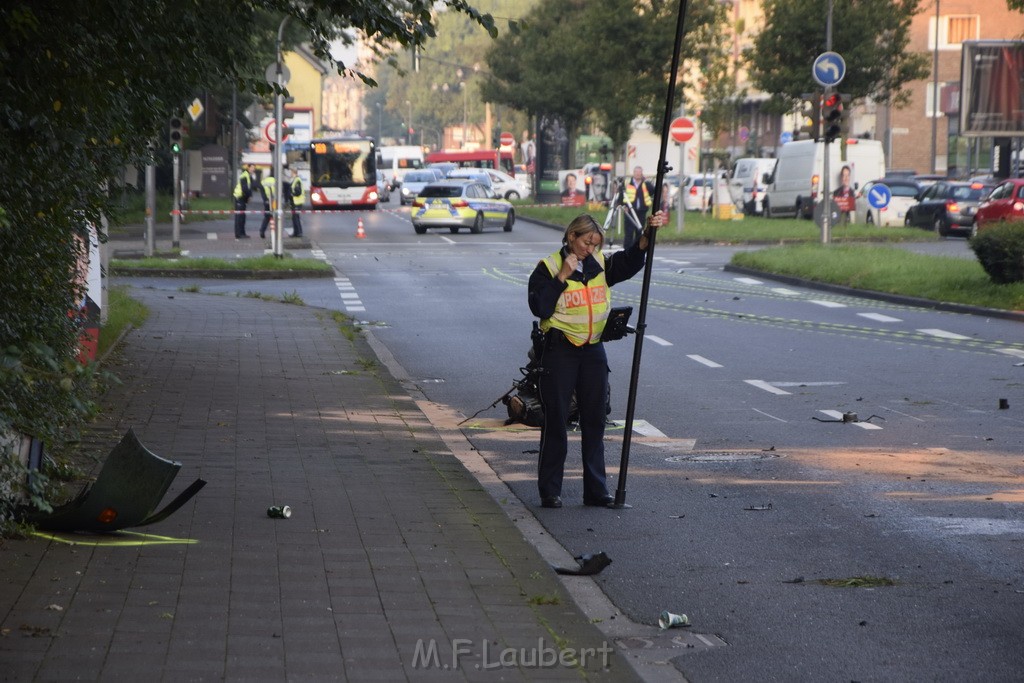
[609,0,690,510]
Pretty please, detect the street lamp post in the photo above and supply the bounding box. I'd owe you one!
[461,82,467,149]
[406,99,413,144]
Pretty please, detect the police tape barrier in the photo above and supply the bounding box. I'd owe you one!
[173,201,578,218]
[174,208,410,216]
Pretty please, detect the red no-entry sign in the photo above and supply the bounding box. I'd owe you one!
[499,131,515,147]
[670,117,695,143]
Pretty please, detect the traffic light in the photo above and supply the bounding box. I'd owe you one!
[281,96,296,137]
[168,115,183,154]
[798,93,820,141]
[821,92,843,143]
[838,93,853,138]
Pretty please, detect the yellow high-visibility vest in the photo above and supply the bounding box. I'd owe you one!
[624,180,652,211]
[233,170,251,200]
[539,250,610,346]
[290,176,305,205]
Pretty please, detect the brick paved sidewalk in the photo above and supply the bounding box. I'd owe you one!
[0,287,640,681]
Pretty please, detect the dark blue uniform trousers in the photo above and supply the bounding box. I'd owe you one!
[536,332,610,501]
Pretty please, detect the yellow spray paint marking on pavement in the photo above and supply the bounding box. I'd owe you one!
[32,530,199,547]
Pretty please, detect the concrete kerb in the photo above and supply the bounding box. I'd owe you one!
[362,328,701,683]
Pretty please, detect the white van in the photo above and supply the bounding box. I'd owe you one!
[763,139,885,219]
[728,158,777,215]
[377,145,425,189]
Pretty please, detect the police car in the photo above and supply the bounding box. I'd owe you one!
[411,180,515,234]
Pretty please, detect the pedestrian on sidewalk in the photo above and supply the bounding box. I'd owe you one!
[527,210,665,509]
[288,166,304,238]
[233,163,255,239]
[259,169,275,239]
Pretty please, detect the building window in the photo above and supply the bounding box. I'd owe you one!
[928,15,980,50]
[925,81,949,119]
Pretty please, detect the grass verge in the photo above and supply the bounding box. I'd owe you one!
[111,254,333,273]
[515,204,935,244]
[112,193,232,227]
[731,244,1024,311]
[98,286,150,358]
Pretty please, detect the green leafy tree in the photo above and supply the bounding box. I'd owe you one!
[747,0,930,113]
[0,0,496,513]
[480,0,730,170]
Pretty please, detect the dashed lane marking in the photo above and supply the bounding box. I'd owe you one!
[333,276,365,313]
[611,419,668,437]
[733,277,764,285]
[858,312,903,323]
[687,354,723,368]
[771,287,801,296]
[809,299,847,308]
[819,410,883,430]
[745,380,792,395]
[998,348,1024,359]
[918,328,972,340]
[645,335,672,346]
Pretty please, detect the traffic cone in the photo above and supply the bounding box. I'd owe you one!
[356,217,366,239]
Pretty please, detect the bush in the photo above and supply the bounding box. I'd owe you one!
[969,221,1024,284]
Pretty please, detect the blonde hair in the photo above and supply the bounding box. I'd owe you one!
[562,214,603,246]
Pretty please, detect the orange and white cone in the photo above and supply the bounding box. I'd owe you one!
[356,217,366,239]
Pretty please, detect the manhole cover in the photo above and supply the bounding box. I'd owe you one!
[666,451,782,463]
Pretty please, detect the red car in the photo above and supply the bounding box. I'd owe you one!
[973,178,1024,234]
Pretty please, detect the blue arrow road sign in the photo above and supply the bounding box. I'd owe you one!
[867,183,892,210]
[779,131,793,145]
[813,52,846,87]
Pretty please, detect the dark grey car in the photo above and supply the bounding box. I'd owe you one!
[904,181,994,237]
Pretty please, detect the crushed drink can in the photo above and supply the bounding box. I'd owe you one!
[267,505,291,519]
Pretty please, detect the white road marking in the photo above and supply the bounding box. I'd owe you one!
[997,348,1024,359]
[659,259,691,266]
[771,288,801,296]
[439,235,456,244]
[917,328,971,340]
[206,232,218,240]
[333,276,364,311]
[809,300,847,308]
[818,410,883,430]
[612,419,667,437]
[645,335,672,346]
[752,408,788,422]
[687,354,722,368]
[734,277,764,285]
[745,380,791,395]
[858,312,902,323]
[772,381,845,387]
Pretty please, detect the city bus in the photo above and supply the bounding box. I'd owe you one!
[305,136,380,209]
[425,149,516,176]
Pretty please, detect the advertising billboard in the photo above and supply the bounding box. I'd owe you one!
[960,41,1024,137]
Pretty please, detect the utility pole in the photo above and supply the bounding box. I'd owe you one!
[821,0,834,245]
[273,16,289,258]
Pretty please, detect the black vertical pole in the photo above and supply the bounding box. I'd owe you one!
[611,0,690,509]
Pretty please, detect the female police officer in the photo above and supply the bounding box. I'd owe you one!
[527,210,665,508]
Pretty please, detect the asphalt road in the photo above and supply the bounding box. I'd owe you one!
[122,200,1024,682]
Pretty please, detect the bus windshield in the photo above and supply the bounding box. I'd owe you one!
[306,137,380,209]
[310,139,376,187]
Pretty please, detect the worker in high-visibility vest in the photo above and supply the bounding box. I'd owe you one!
[232,164,255,239]
[622,166,654,249]
[259,171,275,239]
[288,167,305,238]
